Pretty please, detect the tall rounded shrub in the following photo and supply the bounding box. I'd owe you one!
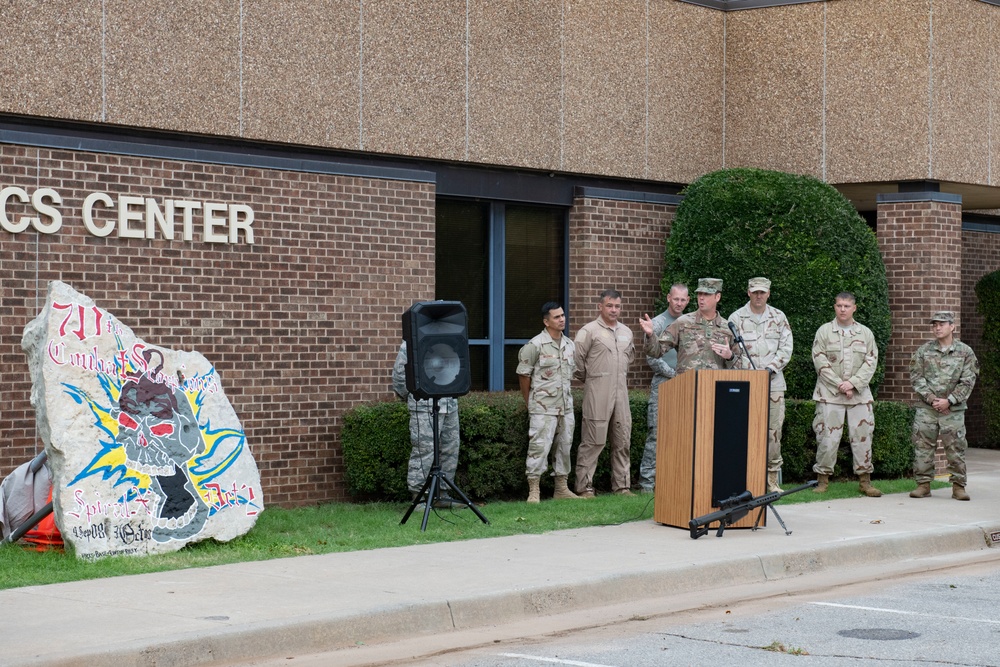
[975,270,1000,447]
[661,168,891,399]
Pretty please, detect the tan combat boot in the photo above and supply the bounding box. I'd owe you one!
[813,474,829,493]
[767,471,783,494]
[859,473,882,497]
[952,483,970,501]
[909,482,931,498]
[527,476,541,504]
[553,475,580,499]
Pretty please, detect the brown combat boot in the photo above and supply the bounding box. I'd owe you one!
[527,476,540,504]
[767,471,783,494]
[553,475,580,500]
[952,483,970,501]
[813,474,829,493]
[859,473,883,497]
[909,482,931,498]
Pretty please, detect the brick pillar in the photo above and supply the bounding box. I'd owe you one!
[876,192,963,476]
[568,187,681,389]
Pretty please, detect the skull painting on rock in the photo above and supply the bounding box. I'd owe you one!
[112,349,209,542]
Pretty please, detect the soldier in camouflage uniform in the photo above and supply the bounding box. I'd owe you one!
[640,278,740,373]
[637,284,690,493]
[728,277,793,493]
[392,341,461,507]
[574,289,636,497]
[908,311,979,501]
[516,303,581,503]
[811,292,881,497]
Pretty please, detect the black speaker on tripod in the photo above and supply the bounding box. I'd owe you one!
[402,301,472,400]
[399,301,489,530]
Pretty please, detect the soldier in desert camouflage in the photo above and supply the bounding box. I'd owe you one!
[908,311,979,501]
[728,277,793,493]
[517,302,581,503]
[811,292,881,497]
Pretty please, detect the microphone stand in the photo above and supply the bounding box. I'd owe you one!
[728,323,756,370]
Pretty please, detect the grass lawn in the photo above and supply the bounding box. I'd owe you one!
[0,478,947,591]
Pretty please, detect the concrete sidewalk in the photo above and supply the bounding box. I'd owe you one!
[2,450,999,667]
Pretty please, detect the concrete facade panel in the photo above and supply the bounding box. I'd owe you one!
[0,0,104,121]
[242,1,361,150]
[562,0,646,179]
[361,0,467,161]
[930,0,992,185]
[825,0,931,183]
[103,0,242,136]
[725,3,824,178]
[467,1,561,171]
[648,2,724,183]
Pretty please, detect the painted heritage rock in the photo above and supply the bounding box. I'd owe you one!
[21,281,263,559]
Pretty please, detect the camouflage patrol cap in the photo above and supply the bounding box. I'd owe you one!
[747,277,771,292]
[930,311,955,323]
[695,278,723,294]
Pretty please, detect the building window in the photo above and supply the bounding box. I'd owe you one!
[436,199,567,391]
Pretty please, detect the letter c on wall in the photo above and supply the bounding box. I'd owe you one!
[82,192,116,237]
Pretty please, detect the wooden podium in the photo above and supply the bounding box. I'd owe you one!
[653,369,769,529]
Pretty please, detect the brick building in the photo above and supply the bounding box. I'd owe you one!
[2,0,999,505]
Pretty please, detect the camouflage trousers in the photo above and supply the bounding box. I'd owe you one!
[767,392,786,473]
[638,379,665,491]
[812,402,875,475]
[525,412,575,478]
[407,407,460,494]
[912,407,967,485]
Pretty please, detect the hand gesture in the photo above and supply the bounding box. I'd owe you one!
[639,313,654,336]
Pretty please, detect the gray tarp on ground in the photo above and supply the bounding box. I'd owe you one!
[0,454,51,540]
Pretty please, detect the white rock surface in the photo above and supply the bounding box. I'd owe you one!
[21,281,263,559]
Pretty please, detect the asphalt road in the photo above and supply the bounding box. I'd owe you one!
[415,559,1000,667]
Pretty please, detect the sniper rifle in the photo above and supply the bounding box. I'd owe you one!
[688,480,817,539]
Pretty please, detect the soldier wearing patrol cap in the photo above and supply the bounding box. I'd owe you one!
[640,277,741,374]
[728,277,793,493]
[908,310,980,500]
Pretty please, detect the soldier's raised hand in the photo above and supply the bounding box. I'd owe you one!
[639,314,654,336]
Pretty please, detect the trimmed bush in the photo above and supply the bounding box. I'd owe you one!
[660,168,892,400]
[780,399,914,482]
[975,270,1000,447]
[341,391,914,500]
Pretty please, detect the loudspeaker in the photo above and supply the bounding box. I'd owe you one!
[402,301,472,399]
[710,380,751,507]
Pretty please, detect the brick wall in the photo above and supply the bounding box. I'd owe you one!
[962,229,1000,446]
[568,195,677,389]
[0,144,436,505]
[876,198,963,404]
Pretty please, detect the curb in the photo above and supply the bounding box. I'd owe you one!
[19,521,999,667]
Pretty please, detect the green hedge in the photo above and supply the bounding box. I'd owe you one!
[341,391,915,500]
[975,270,1000,447]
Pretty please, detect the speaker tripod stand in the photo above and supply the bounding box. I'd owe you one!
[400,398,490,531]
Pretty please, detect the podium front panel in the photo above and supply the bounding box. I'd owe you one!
[653,369,769,529]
